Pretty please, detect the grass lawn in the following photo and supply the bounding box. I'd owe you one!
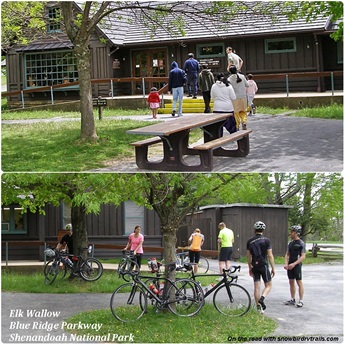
[1,105,342,172]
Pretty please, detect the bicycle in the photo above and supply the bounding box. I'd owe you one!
[117,250,140,282]
[178,264,251,316]
[44,246,103,285]
[161,247,210,273]
[110,263,204,322]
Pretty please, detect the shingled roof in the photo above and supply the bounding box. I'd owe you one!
[90,1,336,46]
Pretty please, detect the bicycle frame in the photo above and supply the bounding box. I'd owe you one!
[181,265,240,299]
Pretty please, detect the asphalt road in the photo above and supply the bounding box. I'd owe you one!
[91,113,343,173]
[1,261,343,343]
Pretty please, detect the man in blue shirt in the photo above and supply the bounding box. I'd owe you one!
[183,53,200,99]
[168,61,186,117]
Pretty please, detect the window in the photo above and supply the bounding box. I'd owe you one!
[124,201,144,236]
[2,205,27,234]
[25,51,78,88]
[265,37,296,53]
[196,43,225,58]
[47,7,61,33]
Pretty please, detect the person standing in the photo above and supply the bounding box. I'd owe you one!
[283,225,306,307]
[226,46,243,72]
[217,222,234,273]
[147,87,160,119]
[246,74,258,115]
[211,73,237,134]
[188,228,204,273]
[168,61,186,117]
[183,53,200,98]
[198,64,215,113]
[123,225,144,268]
[228,65,249,130]
[246,221,276,314]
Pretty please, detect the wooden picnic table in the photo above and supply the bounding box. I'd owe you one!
[127,113,252,171]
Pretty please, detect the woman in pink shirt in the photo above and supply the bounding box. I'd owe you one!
[124,225,144,268]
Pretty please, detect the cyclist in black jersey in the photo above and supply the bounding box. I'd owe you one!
[284,225,306,307]
[246,221,275,314]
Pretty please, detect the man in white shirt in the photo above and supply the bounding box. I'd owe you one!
[226,46,243,72]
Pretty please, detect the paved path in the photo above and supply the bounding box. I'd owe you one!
[2,262,343,343]
[90,113,343,173]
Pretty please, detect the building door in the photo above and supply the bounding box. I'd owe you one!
[132,48,167,94]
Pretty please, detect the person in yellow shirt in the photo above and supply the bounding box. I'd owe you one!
[217,222,234,273]
[188,228,204,273]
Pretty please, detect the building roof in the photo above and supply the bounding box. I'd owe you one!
[93,1,337,46]
[199,203,294,210]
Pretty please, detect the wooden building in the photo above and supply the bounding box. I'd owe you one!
[2,201,291,261]
[4,2,343,107]
[178,204,292,259]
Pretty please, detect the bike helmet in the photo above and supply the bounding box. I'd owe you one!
[291,225,302,234]
[254,221,266,231]
[65,223,72,231]
[44,248,56,257]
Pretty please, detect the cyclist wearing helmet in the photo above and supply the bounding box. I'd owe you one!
[56,223,73,254]
[246,221,275,314]
[284,225,306,308]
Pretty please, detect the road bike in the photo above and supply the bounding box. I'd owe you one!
[117,250,140,282]
[44,246,103,285]
[178,264,251,316]
[110,263,204,322]
[161,247,209,273]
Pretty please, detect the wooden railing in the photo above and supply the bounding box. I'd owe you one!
[1,240,219,265]
[2,71,342,109]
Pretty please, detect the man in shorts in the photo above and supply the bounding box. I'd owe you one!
[217,222,234,273]
[247,221,275,314]
[284,225,306,307]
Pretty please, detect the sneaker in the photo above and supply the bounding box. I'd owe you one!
[242,123,247,130]
[284,299,295,305]
[258,296,266,310]
[192,96,197,99]
[187,94,192,97]
[252,105,256,114]
[297,301,303,308]
[257,304,264,314]
[172,110,176,117]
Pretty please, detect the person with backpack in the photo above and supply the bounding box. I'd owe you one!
[283,225,306,308]
[246,221,276,314]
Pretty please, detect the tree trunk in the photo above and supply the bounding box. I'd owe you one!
[74,40,98,142]
[71,204,88,258]
[302,173,316,242]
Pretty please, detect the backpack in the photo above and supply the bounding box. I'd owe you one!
[250,237,267,268]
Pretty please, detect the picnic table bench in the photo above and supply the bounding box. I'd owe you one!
[127,113,252,171]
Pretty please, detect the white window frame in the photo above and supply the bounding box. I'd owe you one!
[265,37,297,54]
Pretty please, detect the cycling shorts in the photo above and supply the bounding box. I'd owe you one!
[219,247,233,261]
[287,264,302,280]
[252,265,272,283]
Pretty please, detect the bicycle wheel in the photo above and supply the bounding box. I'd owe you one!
[213,283,251,316]
[198,256,209,273]
[110,283,147,322]
[140,277,165,313]
[167,278,204,317]
[44,261,60,285]
[44,259,68,280]
[79,258,103,281]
